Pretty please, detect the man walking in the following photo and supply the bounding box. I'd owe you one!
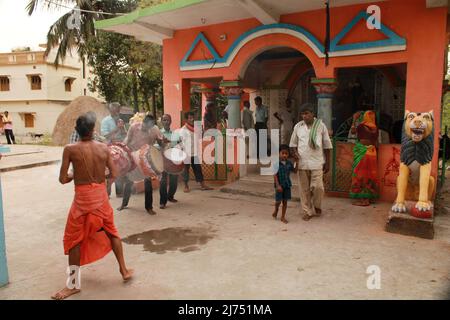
[52,113,133,300]
[289,104,332,221]
[180,112,213,193]
[2,111,15,145]
[254,96,268,158]
[159,114,180,209]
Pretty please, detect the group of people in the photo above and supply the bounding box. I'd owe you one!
[53,104,215,300]
[271,103,381,224]
[53,97,382,299]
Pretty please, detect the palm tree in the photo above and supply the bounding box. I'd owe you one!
[26,0,137,66]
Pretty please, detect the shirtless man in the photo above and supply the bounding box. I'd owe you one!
[52,113,133,300]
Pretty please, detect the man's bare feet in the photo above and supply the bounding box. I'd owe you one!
[315,208,322,216]
[51,287,81,300]
[146,209,157,215]
[272,211,278,219]
[281,217,288,224]
[302,214,312,221]
[121,268,134,282]
[184,186,190,193]
[160,204,166,209]
[168,198,178,203]
[117,205,128,211]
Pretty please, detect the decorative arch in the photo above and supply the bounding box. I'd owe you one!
[180,24,325,72]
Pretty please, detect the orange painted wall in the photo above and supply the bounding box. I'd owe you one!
[162,0,447,179]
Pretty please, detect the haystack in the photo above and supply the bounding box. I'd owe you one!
[52,96,109,146]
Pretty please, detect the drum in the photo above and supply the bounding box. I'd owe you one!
[132,144,164,178]
[127,167,145,182]
[108,143,136,177]
[163,146,187,175]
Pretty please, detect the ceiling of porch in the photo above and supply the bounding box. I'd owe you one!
[95,0,389,44]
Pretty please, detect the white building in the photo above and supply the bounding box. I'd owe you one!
[0,44,102,137]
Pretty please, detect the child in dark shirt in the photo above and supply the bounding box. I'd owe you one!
[273,144,298,224]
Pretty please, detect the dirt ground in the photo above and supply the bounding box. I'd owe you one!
[0,163,449,300]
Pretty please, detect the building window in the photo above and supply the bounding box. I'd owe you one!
[27,54,36,62]
[24,113,35,128]
[0,76,9,91]
[8,55,16,63]
[31,75,41,90]
[65,79,72,92]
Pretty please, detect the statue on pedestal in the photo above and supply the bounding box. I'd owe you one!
[391,110,435,218]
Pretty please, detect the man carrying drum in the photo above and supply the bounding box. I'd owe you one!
[118,115,165,215]
[180,112,213,193]
[159,114,180,209]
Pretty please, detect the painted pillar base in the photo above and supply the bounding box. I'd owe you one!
[312,78,338,133]
[385,204,434,239]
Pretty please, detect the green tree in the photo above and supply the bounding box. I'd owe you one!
[87,30,162,114]
[28,0,164,114]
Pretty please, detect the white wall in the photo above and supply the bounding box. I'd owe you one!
[0,101,66,136]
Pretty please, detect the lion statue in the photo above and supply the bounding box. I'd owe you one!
[392,110,435,214]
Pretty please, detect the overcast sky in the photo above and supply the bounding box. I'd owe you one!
[0,0,73,52]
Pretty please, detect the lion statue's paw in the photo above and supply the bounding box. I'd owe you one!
[392,202,407,213]
[415,201,432,212]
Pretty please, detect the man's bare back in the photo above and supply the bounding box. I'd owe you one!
[59,140,116,185]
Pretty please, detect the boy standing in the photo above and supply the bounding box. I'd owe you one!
[273,144,298,224]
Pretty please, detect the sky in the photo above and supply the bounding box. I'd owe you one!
[0,0,73,52]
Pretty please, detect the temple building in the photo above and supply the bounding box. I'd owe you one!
[96,0,449,201]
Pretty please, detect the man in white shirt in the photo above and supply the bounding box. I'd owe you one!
[274,98,296,145]
[289,104,332,221]
[179,111,213,193]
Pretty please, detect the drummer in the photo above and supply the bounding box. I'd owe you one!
[159,114,180,209]
[180,112,213,192]
[118,114,166,215]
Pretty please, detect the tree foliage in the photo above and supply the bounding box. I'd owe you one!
[27,0,164,114]
[86,31,162,114]
[26,0,138,66]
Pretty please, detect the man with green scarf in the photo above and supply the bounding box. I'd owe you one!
[289,104,332,221]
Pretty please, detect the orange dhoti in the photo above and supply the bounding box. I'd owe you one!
[63,183,119,266]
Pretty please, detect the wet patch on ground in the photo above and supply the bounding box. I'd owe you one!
[122,227,216,254]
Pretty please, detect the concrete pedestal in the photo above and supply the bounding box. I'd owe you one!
[385,203,434,239]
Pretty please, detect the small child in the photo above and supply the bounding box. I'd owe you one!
[272,144,298,224]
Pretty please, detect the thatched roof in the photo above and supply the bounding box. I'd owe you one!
[52,96,109,146]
